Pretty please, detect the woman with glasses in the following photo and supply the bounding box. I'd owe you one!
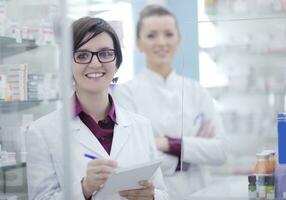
[26,17,168,200]
[113,5,227,198]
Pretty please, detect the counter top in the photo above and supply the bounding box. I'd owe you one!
[188,175,249,200]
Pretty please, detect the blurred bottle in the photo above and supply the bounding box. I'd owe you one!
[248,175,257,199]
[204,0,218,15]
[275,165,286,200]
[277,113,286,164]
[4,83,12,101]
[265,175,275,200]
[263,150,277,173]
[275,113,286,199]
[255,153,272,174]
[257,175,266,199]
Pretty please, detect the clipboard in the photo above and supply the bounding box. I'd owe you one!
[96,159,162,196]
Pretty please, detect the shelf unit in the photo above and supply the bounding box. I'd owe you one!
[0,99,58,113]
[0,37,38,59]
[0,0,63,199]
[199,0,286,175]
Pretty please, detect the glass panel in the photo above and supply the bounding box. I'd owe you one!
[199,0,286,22]
[0,0,67,199]
[183,1,286,199]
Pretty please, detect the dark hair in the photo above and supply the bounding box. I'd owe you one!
[72,17,122,68]
[136,4,179,39]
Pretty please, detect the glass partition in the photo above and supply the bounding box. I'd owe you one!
[185,0,286,199]
[3,0,285,199]
[0,0,69,199]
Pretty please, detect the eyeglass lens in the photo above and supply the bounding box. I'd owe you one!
[74,50,115,64]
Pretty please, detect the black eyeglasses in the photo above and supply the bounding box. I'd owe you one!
[73,49,116,64]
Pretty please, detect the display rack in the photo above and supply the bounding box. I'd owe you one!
[0,36,37,59]
[199,0,286,174]
[0,0,62,199]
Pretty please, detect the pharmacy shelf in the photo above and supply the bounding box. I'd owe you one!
[200,46,286,57]
[200,13,286,23]
[207,87,286,95]
[200,6,286,23]
[0,99,58,113]
[0,36,38,59]
[0,162,26,170]
[0,162,27,198]
[0,193,28,200]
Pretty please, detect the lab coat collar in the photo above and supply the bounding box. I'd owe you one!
[113,103,131,127]
[71,117,109,159]
[70,104,132,160]
[143,67,178,86]
[109,105,132,159]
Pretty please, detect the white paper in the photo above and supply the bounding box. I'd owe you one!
[96,159,162,197]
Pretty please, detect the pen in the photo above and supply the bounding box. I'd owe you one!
[84,153,97,160]
[193,113,204,126]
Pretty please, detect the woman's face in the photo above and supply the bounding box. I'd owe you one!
[72,32,117,94]
[137,15,180,69]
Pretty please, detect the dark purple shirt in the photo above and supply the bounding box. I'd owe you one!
[167,136,182,157]
[167,136,190,171]
[73,94,116,155]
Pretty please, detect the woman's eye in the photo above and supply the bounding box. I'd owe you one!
[100,51,108,58]
[147,33,155,39]
[99,51,114,58]
[166,32,174,37]
[76,52,89,60]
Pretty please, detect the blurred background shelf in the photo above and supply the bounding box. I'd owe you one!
[0,36,38,59]
[0,162,26,170]
[0,99,58,113]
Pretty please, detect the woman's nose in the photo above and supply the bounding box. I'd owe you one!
[156,35,167,45]
[89,55,102,66]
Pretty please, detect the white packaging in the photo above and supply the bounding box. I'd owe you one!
[0,74,6,100]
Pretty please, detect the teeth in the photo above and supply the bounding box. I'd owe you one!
[86,73,104,78]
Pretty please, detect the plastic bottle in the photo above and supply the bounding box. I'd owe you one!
[4,83,12,101]
[257,175,266,199]
[263,150,277,173]
[255,153,272,174]
[275,113,286,200]
[265,175,275,200]
[277,113,286,164]
[248,175,257,199]
[274,165,286,200]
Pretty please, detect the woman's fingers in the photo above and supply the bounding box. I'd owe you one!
[88,159,117,168]
[84,159,117,193]
[87,164,116,174]
[119,180,155,199]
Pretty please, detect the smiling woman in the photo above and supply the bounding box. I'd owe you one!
[26,16,168,200]
[113,4,227,199]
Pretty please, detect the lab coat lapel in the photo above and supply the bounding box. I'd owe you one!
[110,106,132,160]
[71,116,109,159]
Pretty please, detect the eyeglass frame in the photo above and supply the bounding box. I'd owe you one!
[73,49,116,64]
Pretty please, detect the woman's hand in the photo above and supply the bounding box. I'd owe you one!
[155,136,170,152]
[119,180,155,200]
[82,159,117,199]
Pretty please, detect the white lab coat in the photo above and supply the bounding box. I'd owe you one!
[26,103,168,200]
[112,68,227,199]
